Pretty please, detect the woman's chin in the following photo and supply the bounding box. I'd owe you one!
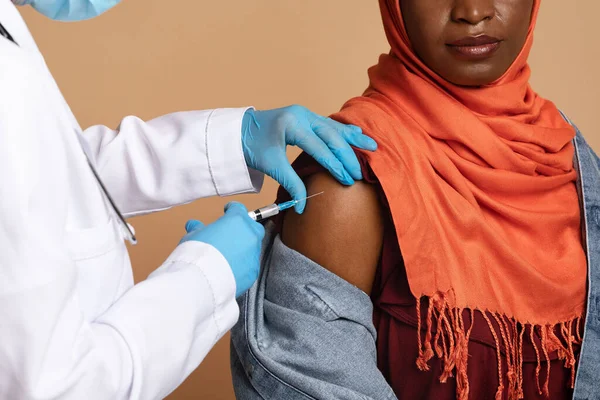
[434,62,508,87]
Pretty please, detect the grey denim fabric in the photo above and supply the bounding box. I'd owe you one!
[572,126,600,400]
[231,126,600,400]
[230,226,397,400]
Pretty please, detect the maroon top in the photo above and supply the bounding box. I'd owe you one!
[276,152,579,400]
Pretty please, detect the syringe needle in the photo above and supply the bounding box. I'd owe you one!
[294,191,325,204]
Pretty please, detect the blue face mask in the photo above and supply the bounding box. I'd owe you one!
[13,0,121,21]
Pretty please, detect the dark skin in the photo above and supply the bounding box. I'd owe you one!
[282,0,534,294]
[282,173,384,294]
[401,0,534,86]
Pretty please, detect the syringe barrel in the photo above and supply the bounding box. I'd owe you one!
[248,203,280,222]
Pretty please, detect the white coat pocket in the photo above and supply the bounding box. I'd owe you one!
[65,218,128,320]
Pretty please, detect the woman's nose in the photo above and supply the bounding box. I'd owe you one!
[451,0,495,25]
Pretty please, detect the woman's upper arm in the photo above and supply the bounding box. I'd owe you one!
[281,172,384,294]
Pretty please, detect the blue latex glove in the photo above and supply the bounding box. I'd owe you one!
[242,105,378,213]
[180,202,265,298]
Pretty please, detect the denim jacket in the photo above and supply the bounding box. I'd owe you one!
[231,125,600,400]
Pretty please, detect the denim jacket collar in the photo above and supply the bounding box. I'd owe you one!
[572,127,600,399]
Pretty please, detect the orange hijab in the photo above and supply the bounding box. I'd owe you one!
[332,0,587,398]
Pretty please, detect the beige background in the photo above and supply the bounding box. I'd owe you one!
[18,1,599,399]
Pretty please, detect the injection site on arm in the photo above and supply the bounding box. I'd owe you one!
[282,172,384,294]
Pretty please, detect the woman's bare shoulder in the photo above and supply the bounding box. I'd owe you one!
[281,172,384,294]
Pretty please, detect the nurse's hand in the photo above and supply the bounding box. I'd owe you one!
[180,202,265,298]
[241,106,378,213]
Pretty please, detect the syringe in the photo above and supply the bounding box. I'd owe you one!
[248,192,324,222]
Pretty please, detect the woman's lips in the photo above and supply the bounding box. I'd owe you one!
[446,35,502,60]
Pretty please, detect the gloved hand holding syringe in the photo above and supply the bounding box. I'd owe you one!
[248,192,325,222]
[181,191,325,298]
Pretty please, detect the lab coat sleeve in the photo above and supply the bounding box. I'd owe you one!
[82,107,264,216]
[1,226,239,399]
[96,242,241,400]
[0,69,239,399]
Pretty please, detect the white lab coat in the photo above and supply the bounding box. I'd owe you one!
[0,1,263,399]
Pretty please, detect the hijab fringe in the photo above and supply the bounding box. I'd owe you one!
[415,292,582,400]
